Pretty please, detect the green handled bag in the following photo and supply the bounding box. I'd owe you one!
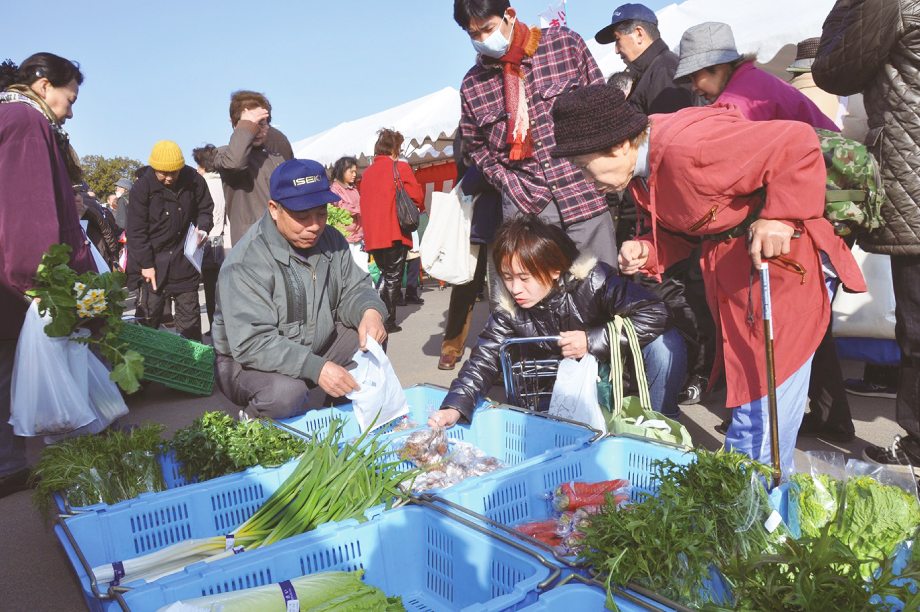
[599,316,692,447]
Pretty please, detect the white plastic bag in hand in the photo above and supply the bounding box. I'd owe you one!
[10,302,96,436]
[548,354,607,433]
[45,352,131,441]
[346,337,409,433]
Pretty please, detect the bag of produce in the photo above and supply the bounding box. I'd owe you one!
[157,570,404,612]
[788,451,845,540]
[839,459,920,578]
[396,427,504,492]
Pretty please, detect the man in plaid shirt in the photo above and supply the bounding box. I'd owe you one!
[454,0,617,266]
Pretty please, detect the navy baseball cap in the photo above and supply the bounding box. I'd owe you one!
[595,3,658,45]
[269,159,340,212]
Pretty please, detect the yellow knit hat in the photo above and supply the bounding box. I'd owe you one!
[148,141,185,172]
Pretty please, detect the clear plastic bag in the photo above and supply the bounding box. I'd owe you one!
[788,451,845,539]
[9,302,96,436]
[396,428,505,492]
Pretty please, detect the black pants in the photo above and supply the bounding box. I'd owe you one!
[369,244,408,328]
[807,319,854,433]
[891,255,920,458]
[441,247,488,357]
[202,264,220,327]
[137,284,202,342]
[405,257,421,298]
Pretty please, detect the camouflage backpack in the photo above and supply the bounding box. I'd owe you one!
[815,128,886,237]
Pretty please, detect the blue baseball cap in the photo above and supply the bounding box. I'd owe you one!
[269,159,340,212]
[595,3,658,45]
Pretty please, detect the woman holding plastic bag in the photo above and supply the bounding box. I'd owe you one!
[429,215,686,428]
[0,53,96,498]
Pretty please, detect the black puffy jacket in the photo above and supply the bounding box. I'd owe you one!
[125,166,213,293]
[813,0,920,255]
[442,255,672,421]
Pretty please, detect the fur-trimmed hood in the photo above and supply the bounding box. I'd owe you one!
[496,253,598,316]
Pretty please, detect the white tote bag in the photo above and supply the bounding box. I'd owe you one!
[420,185,480,285]
[832,246,897,340]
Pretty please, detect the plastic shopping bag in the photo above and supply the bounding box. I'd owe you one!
[10,302,96,436]
[548,354,607,433]
[45,352,130,441]
[346,337,409,433]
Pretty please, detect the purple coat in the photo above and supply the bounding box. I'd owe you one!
[717,62,840,130]
[0,103,95,340]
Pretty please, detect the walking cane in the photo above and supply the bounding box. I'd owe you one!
[759,262,782,489]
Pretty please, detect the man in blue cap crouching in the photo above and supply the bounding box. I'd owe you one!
[212,159,388,420]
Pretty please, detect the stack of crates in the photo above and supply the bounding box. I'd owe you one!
[116,323,214,395]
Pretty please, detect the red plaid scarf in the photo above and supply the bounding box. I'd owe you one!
[493,22,542,160]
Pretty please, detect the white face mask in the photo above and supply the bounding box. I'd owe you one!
[472,14,514,59]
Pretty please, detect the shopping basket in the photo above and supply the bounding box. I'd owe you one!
[500,336,563,412]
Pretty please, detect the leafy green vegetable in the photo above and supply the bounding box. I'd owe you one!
[835,476,920,578]
[327,204,354,237]
[168,570,405,611]
[31,423,166,520]
[709,523,920,612]
[28,243,144,393]
[790,472,842,539]
[168,411,308,482]
[579,449,781,610]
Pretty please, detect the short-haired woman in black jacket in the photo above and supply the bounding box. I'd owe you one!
[429,215,687,427]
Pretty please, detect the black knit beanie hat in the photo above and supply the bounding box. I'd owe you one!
[551,84,649,158]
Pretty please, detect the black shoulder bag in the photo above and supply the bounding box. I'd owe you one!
[393,161,420,233]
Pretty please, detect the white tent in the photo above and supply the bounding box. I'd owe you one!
[291,86,460,167]
[588,0,837,76]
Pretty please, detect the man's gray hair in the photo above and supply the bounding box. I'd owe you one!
[613,19,660,42]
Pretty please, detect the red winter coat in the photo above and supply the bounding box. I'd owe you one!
[630,104,866,407]
[359,155,424,251]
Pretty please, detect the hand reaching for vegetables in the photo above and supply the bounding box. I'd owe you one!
[317,361,359,397]
[558,330,588,359]
[428,408,461,428]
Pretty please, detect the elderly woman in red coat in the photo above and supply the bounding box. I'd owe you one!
[551,84,865,475]
[359,129,425,333]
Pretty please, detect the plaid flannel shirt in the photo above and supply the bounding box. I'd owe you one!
[460,26,606,225]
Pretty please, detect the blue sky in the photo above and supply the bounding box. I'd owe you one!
[5,0,673,163]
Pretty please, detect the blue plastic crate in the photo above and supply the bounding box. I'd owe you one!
[55,385,449,515]
[115,505,554,612]
[518,583,668,611]
[55,459,304,612]
[438,436,694,530]
[271,384,487,442]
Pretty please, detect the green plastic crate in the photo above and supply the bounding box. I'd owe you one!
[117,323,214,395]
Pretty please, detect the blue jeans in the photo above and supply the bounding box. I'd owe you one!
[642,327,688,418]
[0,339,27,477]
[725,256,833,475]
[725,356,813,476]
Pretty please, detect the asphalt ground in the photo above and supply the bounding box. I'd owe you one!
[0,279,904,611]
